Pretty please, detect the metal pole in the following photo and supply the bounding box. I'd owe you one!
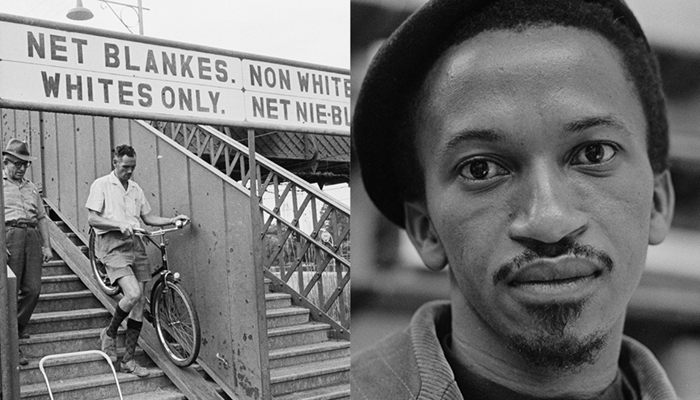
[246,129,271,398]
[137,0,144,35]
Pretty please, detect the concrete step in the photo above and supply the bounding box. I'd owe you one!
[20,348,149,385]
[52,220,70,232]
[274,383,350,400]
[40,274,86,294]
[20,362,175,400]
[102,376,230,400]
[270,356,350,397]
[267,322,331,350]
[266,292,293,309]
[104,390,186,400]
[266,307,310,329]
[35,290,103,313]
[65,232,84,246]
[269,341,350,369]
[26,308,112,335]
[19,328,128,361]
[41,259,73,276]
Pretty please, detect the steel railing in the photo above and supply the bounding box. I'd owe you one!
[148,121,350,332]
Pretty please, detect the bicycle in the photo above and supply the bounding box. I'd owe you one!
[88,221,201,367]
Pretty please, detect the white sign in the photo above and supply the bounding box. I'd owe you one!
[0,15,350,135]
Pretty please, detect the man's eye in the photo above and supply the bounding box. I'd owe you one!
[573,143,617,165]
[459,159,507,181]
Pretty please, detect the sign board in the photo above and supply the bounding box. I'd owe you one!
[0,14,350,135]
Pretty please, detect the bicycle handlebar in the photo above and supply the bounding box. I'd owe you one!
[134,219,190,237]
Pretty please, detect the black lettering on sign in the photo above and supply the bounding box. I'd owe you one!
[198,57,211,80]
[71,38,88,64]
[124,46,140,71]
[50,35,67,62]
[180,55,194,78]
[215,60,229,83]
[138,84,152,107]
[118,81,133,105]
[163,53,177,76]
[87,76,94,102]
[27,32,45,59]
[41,71,60,97]
[97,78,113,103]
[179,87,192,110]
[66,75,82,100]
[162,86,175,109]
[209,91,220,113]
[315,103,327,124]
[195,90,209,112]
[104,43,120,68]
[297,72,310,93]
[145,50,158,73]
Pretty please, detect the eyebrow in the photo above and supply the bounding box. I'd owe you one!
[563,115,630,134]
[438,115,630,157]
[440,129,506,156]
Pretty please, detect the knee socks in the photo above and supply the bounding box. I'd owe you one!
[122,318,143,364]
[106,304,129,338]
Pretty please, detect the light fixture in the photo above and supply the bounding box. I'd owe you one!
[66,0,148,35]
[66,0,94,21]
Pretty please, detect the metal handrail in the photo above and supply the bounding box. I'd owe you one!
[40,350,123,400]
[147,121,350,331]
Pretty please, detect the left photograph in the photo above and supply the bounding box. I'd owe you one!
[0,1,350,399]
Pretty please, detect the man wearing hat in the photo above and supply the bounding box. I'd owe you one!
[3,139,52,366]
[352,0,677,398]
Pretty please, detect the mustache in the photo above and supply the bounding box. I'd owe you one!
[493,238,614,285]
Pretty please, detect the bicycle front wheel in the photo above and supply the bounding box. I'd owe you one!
[152,279,201,367]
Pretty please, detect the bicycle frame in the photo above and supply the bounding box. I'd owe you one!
[135,225,183,325]
[136,225,182,283]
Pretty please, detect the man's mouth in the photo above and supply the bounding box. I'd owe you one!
[506,257,607,300]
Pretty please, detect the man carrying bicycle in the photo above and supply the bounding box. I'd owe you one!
[86,144,189,377]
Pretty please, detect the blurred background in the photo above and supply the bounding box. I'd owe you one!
[351,0,700,398]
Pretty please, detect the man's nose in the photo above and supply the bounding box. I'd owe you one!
[508,164,587,245]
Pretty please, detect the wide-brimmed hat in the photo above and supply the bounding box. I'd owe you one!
[353,0,651,228]
[3,139,36,162]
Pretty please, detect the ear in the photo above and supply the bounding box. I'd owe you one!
[404,201,448,271]
[648,170,674,245]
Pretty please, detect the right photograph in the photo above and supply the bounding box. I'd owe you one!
[351,0,700,399]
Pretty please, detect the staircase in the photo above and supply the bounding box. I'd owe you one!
[18,213,225,399]
[17,208,348,399]
[148,120,351,399]
[266,291,350,399]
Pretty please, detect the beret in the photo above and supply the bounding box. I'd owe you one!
[353,0,649,228]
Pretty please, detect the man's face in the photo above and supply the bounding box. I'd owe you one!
[5,157,29,181]
[113,155,136,182]
[407,27,672,369]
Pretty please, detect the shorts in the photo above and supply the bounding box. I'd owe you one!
[95,231,151,283]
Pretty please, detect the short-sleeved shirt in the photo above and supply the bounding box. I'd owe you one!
[85,171,151,235]
[3,172,46,224]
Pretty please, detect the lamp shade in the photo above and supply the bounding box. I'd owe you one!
[67,0,94,21]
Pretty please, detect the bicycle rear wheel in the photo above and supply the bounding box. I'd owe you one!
[152,279,201,367]
[88,229,121,296]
